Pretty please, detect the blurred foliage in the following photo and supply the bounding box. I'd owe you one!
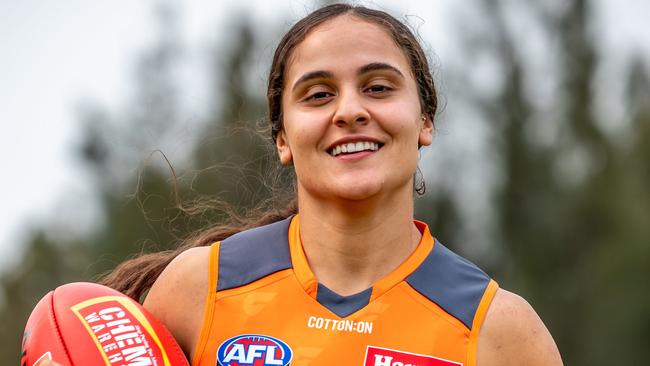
[1,1,649,365]
[461,1,650,363]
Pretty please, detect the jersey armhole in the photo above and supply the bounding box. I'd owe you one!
[191,242,220,366]
[466,279,499,366]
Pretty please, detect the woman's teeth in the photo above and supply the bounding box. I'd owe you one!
[330,141,380,157]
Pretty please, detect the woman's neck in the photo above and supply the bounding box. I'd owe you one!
[297,189,422,296]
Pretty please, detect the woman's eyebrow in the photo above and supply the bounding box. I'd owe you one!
[358,62,404,78]
[291,70,333,92]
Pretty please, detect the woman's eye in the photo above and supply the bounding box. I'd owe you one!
[366,84,392,94]
[302,90,334,104]
[310,91,331,100]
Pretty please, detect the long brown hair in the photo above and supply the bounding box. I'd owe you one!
[100,3,438,301]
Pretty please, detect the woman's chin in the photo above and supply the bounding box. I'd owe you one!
[334,188,382,202]
[309,180,409,205]
[297,171,416,207]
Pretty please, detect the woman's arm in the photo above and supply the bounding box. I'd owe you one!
[143,246,210,360]
[477,289,563,366]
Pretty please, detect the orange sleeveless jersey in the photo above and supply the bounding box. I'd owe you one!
[192,215,498,366]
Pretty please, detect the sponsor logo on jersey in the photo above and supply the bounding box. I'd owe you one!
[217,334,293,366]
[364,346,463,366]
[306,316,374,334]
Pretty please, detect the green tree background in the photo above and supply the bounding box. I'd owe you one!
[2,1,648,365]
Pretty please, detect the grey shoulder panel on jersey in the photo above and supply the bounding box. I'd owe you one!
[406,241,491,330]
[217,216,293,291]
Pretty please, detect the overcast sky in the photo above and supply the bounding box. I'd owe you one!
[1,0,649,269]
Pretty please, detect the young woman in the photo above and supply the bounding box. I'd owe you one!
[44,4,562,366]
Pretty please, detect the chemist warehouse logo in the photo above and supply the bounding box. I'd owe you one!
[216,334,293,366]
[364,346,462,366]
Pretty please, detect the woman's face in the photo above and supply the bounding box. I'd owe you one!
[277,15,433,203]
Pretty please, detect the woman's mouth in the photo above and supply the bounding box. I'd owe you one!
[329,141,381,157]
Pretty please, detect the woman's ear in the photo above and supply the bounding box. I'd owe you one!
[276,130,293,164]
[418,115,434,147]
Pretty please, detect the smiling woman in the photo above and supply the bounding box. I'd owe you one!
[87,4,563,366]
[277,15,430,206]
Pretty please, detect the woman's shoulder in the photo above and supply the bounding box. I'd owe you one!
[143,246,212,357]
[477,288,563,366]
[146,246,211,302]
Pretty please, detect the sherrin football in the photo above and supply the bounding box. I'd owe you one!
[22,282,189,366]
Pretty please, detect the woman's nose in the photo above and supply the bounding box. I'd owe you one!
[332,91,370,127]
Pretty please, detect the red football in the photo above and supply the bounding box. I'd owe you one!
[22,282,189,366]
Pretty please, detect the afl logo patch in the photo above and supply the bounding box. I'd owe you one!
[217,334,293,366]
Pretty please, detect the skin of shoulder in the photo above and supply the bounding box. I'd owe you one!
[143,246,210,360]
[477,288,564,366]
